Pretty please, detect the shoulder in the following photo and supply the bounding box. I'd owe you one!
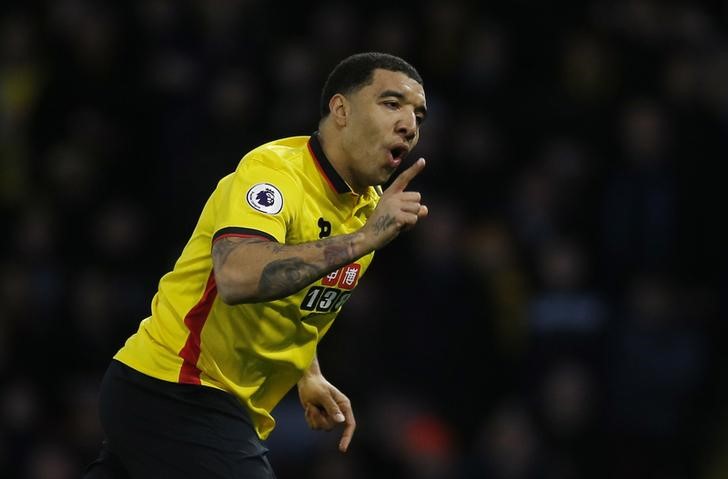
[238,136,311,176]
[229,137,310,207]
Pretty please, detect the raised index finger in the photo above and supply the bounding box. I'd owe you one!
[387,157,426,193]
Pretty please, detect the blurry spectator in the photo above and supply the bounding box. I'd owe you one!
[459,20,509,96]
[536,359,602,479]
[462,397,543,479]
[507,162,559,251]
[1,377,42,478]
[382,196,481,431]
[365,9,415,58]
[528,237,606,343]
[449,111,508,216]
[559,30,618,108]
[365,388,458,479]
[267,44,320,134]
[308,2,360,68]
[540,138,601,235]
[24,441,77,479]
[599,99,678,290]
[463,218,529,365]
[608,272,708,478]
[0,10,43,206]
[420,1,470,86]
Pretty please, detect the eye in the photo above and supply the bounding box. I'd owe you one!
[415,115,425,126]
[383,100,399,110]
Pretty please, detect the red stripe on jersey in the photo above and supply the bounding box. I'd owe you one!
[213,227,278,243]
[178,271,217,384]
[213,233,272,242]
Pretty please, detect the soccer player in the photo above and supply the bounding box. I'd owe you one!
[84,51,428,478]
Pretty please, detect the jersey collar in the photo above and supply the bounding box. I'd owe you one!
[308,131,351,194]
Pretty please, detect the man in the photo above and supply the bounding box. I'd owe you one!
[84,51,428,478]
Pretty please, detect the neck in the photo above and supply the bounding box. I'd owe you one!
[317,123,364,194]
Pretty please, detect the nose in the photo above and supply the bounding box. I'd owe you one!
[396,110,417,142]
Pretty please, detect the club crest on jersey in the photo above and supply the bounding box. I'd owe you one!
[246,183,283,214]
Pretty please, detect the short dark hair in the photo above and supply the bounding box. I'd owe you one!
[319,52,423,118]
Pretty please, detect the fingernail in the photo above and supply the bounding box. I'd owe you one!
[335,413,345,422]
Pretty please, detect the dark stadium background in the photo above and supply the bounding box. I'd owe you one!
[1,1,726,478]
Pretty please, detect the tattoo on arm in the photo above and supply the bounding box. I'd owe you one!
[213,234,357,301]
[323,242,351,266]
[258,236,354,299]
[259,257,319,298]
[373,214,397,234]
[263,242,285,254]
[212,237,245,269]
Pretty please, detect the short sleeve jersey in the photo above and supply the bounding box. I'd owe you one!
[113,134,379,439]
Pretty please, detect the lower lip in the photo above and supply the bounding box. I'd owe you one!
[388,152,402,168]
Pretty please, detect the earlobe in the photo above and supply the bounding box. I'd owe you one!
[329,94,348,126]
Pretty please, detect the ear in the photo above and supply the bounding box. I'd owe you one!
[329,94,349,127]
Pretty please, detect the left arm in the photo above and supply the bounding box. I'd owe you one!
[297,354,356,453]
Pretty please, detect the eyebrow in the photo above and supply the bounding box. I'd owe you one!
[379,90,428,119]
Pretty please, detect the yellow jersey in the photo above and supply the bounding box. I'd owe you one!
[114,133,379,439]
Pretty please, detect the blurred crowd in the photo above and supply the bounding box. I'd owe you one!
[1,1,727,478]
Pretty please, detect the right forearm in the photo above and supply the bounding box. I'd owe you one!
[213,157,428,305]
[213,231,373,304]
[257,232,371,300]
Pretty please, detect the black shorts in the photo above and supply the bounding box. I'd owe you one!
[83,360,276,479]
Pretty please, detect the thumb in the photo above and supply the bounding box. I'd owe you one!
[321,396,345,423]
[387,157,426,193]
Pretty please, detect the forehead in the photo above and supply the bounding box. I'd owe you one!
[363,69,426,106]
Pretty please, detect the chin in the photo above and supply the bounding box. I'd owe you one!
[378,172,395,186]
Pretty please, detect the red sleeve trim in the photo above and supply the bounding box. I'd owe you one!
[212,227,278,243]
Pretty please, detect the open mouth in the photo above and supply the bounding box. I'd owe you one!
[390,146,408,164]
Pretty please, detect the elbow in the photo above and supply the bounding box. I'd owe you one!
[216,286,247,305]
[213,268,260,305]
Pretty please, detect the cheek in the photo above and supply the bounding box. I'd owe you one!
[352,125,379,154]
[359,118,381,140]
